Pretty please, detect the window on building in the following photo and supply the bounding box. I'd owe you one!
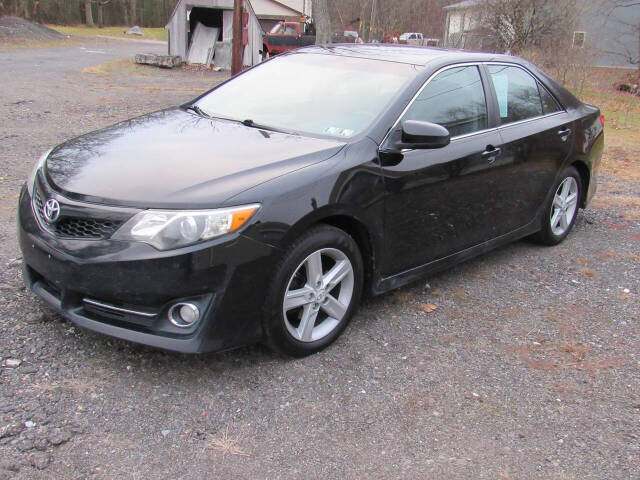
[573,31,586,48]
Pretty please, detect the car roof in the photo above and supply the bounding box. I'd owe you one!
[292,44,521,68]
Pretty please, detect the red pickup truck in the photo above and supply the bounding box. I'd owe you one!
[262,21,315,57]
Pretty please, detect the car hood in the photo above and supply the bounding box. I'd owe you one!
[45,108,346,208]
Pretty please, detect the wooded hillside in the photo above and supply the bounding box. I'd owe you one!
[0,0,179,27]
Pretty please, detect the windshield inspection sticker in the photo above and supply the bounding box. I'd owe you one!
[324,127,355,137]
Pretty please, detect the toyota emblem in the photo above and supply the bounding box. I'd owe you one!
[43,198,61,223]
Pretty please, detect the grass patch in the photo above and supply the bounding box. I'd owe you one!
[577,82,640,183]
[82,58,147,75]
[49,25,167,41]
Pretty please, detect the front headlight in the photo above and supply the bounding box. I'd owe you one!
[27,149,52,198]
[112,204,260,250]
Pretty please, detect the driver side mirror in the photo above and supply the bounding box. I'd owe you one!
[399,120,450,149]
[378,120,451,167]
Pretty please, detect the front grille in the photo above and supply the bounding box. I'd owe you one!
[54,217,120,239]
[33,183,123,240]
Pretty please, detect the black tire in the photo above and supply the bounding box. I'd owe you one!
[531,166,582,246]
[263,225,364,357]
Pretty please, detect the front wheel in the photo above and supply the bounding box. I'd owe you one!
[263,225,363,357]
[531,166,582,245]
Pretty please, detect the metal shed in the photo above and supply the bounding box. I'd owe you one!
[166,0,264,70]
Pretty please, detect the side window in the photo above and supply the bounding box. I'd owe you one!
[403,65,488,137]
[538,82,562,114]
[487,65,543,124]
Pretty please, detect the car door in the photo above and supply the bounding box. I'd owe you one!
[380,64,506,276]
[484,64,574,228]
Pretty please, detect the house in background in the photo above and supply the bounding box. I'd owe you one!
[252,0,312,32]
[442,0,640,69]
[442,0,486,51]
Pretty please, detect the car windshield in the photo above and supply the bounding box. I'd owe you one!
[194,53,416,138]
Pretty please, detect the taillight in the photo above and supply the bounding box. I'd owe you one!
[600,114,605,127]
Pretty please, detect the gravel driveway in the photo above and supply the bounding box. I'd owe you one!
[0,40,638,479]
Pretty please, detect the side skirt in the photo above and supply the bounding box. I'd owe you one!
[372,218,541,295]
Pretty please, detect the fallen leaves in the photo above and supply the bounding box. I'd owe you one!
[422,303,438,313]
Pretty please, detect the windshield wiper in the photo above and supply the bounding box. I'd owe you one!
[241,119,288,134]
[185,104,212,118]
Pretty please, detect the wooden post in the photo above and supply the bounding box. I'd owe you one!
[231,0,243,75]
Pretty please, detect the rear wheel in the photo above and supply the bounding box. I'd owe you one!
[263,225,363,357]
[531,166,582,245]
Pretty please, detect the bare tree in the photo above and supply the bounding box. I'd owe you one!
[478,0,577,54]
[315,0,332,44]
[130,0,137,25]
[84,0,95,26]
[96,0,111,27]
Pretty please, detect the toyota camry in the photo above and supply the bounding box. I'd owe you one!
[18,45,604,356]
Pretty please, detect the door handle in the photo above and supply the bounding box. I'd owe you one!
[481,146,501,163]
[558,128,572,140]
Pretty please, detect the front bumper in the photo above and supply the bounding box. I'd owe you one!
[18,186,278,353]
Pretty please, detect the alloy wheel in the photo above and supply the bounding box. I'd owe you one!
[283,248,355,343]
[550,176,579,236]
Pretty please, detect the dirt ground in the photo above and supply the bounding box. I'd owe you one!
[0,39,639,479]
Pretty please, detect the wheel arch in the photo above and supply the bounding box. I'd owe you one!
[570,159,590,208]
[279,208,379,294]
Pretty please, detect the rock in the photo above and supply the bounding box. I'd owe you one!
[28,452,51,470]
[161,429,170,438]
[68,423,84,434]
[0,423,24,439]
[125,25,144,36]
[33,437,48,451]
[16,439,34,452]
[134,53,183,69]
[0,460,20,473]
[24,421,35,429]
[20,363,38,374]
[47,428,72,446]
[2,359,21,368]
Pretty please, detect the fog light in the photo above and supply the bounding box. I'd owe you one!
[168,302,200,328]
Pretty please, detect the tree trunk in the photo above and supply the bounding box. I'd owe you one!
[123,1,129,26]
[84,0,94,26]
[314,0,331,45]
[32,0,40,22]
[17,0,27,19]
[130,0,136,25]
[97,1,104,28]
[368,0,377,42]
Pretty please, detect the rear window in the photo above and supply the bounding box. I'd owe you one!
[538,82,562,114]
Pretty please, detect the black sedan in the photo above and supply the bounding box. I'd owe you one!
[18,45,604,356]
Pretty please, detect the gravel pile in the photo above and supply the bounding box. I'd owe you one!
[0,16,64,42]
